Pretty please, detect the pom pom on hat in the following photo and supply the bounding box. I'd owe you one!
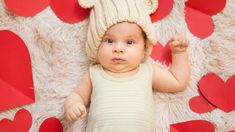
[145,0,158,14]
[78,0,96,8]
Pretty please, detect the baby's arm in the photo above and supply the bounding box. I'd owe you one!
[152,36,190,92]
[64,72,92,122]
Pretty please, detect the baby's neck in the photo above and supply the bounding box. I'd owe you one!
[102,66,140,78]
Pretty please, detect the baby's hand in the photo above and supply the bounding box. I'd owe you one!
[65,102,87,122]
[170,35,189,54]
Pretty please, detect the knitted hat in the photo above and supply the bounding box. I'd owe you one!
[78,0,158,63]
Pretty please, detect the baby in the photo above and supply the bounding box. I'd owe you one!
[64,0,190,131]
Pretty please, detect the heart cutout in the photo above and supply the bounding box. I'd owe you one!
[150,41,172,66]
[198,73,235,112]
[170,120,215,132]
[185,6,214,39]
[189,95,216,114]
[185,0,226,38]
[0,119,14,131]
[0,109,32,132]
[185,0,226,16]
[39,117,63,132]
[0,30,35,110]
[151,0,173,22]
[50,0,91,23]
[4,0,50,16]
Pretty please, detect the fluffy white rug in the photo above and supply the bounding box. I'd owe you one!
[0,0,235,131]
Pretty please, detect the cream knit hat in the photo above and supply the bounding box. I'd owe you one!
[78,0,158,63]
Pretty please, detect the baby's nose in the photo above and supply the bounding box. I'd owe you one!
[112,42,124,53]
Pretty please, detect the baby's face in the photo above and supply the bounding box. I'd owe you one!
[97,22,146,73]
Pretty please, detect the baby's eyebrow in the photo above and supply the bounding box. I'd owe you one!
[125,34,140,40]
[103,33,114,38]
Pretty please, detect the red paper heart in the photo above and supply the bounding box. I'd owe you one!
[185,6,214,39]
[185,0,226,16]
[0,119,14,131]
[0,109,32,132]
[39,117,63,132]
[50,0,90,23]
[185,0,226,38]
[189,95,216,114]
[151,0,173,22]
[4,0,50,16]
[198,73,235,112]
[150,41,172,66]
[0,30,35,110]
[170,120,215,132]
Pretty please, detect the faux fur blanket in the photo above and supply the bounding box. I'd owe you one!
[0,0,235,131]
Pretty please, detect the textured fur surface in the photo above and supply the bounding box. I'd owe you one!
[0,0,235,131]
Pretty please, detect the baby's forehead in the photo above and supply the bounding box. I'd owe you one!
[104,22,145,37]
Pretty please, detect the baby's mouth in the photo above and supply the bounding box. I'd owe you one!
[111,58,126,63]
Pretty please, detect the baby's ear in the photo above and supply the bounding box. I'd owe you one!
[144,0,158,15]
[78,0,96,8]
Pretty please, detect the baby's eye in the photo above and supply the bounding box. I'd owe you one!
[126,40,134,45]
[107,38,113,43]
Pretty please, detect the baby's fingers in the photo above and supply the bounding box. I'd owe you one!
[170,40,180,47]
[171,38,188,48]
[74,106,82,118]
[67,111,79,122]
[78,104,87,119]
[181,38,189,47]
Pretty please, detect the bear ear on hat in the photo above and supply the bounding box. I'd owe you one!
[78,0,96,8]
[145,0,158,14]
